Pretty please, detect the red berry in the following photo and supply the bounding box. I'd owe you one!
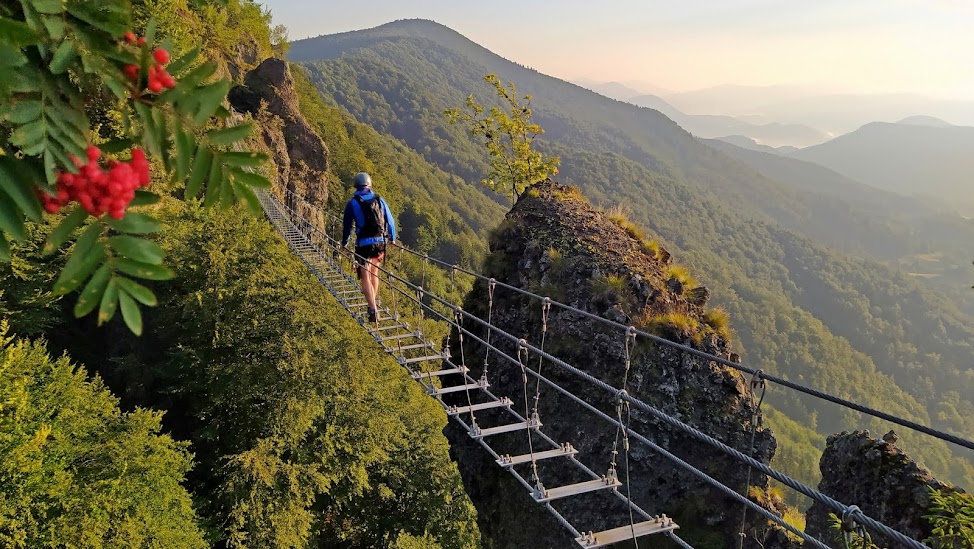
[124,31,136,43]
[161,73,176,89]
[137,37,146,45]
[86,146,101,162]
[148,78,163,93]
[153,49,170,65]
[124,64,139,81]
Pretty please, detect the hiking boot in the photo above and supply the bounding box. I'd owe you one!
[367,309,378,323]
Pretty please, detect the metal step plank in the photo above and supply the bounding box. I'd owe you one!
[470,419,541,439]
[411,366,469,379]
[372,324,409,332]
[394,343,435,352]
[379,333,419,342]
[399,355,443,365]
[497,443,578,468]
[533,477,622,503]
[575,517,678,548]
[447,398,512,415]
[430,382,486,395]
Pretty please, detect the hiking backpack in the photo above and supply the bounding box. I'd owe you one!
[352,195,387,240]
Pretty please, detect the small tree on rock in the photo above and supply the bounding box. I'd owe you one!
[446,74,559,205]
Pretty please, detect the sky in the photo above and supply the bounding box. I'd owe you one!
[260,0,974,100]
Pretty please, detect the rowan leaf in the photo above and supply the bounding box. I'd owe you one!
[0,158,44,221]
[0,194,27,241]
[185,146,212,199]
[6,99,42,124]
[109,235,164,265]
[73,263,111,318]
[0,17,41,46]
[106,212,162,234]
[118,289,143,335]
[228,168,271,189]
[130,190,161,207]
[203,153,222,208]
[115,258,174,281]
[192,80,231,124]
[207,123,252,146]
[42,206,88,254]
[175,125,193,181]
[222,151,267,167]
[0,233,10,262]
[54,240,105,295]
[166,46,199,76]
[116,277,157,306]
[233,179,262,214]
[98,277,119,325]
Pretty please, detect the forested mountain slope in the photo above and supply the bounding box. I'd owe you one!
[706,138,974,288]
[291,19,974,487]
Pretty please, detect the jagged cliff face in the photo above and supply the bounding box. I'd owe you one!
[447,181,792,548]
[807,430,965,546]
[228,58,329,208]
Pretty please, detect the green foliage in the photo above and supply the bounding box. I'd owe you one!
[84,200,479,548]
[0,323,205,548]
[924,488,974,548]
[291,64,500,269]
[392,532,444,549]
[445,74,559,204]
[764,405,824,506]
[591,272,628,303]
[134,0,276,73]
[0,1,272,334]
[666,264,698,291]
[702,307,732,339]
[641,238,662,260]
[828,513,881,549]
[606,205,646,240]
[642,312,701,339]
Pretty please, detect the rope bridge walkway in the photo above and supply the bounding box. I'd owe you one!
[257,187,972,549]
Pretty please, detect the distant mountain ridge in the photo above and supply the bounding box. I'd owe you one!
[896,115,953,127]
[790,121,974,212]
[574,82,831,147]
[661,85,974,134]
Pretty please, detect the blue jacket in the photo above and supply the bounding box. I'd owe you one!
[341,189,397,247]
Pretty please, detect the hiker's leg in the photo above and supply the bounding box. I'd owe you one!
[360,259,377,312]
[370,255,382,303]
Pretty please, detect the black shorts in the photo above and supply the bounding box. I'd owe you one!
[354,243,386,266]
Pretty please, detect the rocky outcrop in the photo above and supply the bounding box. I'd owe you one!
[446,181,794,548]
[806,430,965,547]
[228,58,329,207]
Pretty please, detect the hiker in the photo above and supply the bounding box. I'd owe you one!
[340,172,397,322]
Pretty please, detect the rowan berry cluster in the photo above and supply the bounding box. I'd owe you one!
[40,146,151,219]
[121,32,175,93]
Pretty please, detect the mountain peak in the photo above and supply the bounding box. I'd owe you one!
[896,115,953,127]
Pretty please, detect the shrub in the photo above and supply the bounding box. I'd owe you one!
[641,239,662,260]
[643,312,700,339]
[666,264,698,290]
[702,308,732,340]
[591,273,627,301]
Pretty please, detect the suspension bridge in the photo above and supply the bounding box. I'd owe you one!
[256,187,973,549]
